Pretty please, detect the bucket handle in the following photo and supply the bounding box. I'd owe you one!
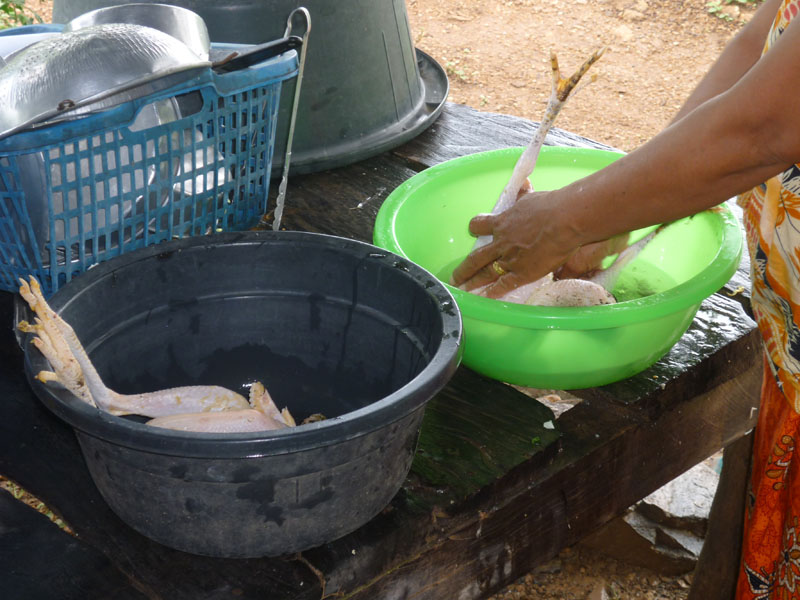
[272,8,310,231]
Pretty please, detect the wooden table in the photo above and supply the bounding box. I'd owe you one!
[0,102,761,599]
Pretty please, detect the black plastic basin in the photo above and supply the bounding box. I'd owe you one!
[22,231,462,557]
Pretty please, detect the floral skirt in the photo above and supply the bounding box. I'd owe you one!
[737,360,800,598]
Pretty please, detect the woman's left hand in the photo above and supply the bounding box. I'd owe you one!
[553,234,630,279]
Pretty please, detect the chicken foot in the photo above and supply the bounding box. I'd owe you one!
[473,47,606,252]
[463,48,621,305]
[17,276,294,432]
[461,48,665,306]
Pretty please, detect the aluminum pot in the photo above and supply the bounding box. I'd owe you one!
[63,3,211,60]
[22,231,463,557]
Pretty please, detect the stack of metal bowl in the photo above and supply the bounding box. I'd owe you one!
[0,4,212,139]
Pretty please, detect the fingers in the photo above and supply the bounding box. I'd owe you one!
[458,260,511,292]
[481,271,530,299]
[451,259,525,299]
[450,239,498,287]
[467,213,496,237]
[451,189,565,295]
[450,213,505,287]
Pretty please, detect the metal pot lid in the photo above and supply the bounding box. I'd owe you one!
[0,23,210,141]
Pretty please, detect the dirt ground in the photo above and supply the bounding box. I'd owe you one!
[11,0,755,598]
[407,0,750,152]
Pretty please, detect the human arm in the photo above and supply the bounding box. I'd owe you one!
[452,0,800,297]
[523,0,780,285]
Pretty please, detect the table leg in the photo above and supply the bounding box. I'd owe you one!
[688,430,753,600]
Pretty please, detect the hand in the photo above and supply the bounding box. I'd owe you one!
[553,234,630,280]
[450,190,629,298]
[450,190,580,298]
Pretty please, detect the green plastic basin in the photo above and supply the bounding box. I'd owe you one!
[373,146,743,389]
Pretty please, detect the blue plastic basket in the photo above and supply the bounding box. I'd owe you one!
[0,43,298,296]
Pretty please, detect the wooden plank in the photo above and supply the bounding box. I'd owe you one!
[405,368,561,512]
[688,431,753,600]
[273,152,417,243]
[578,292,758,412]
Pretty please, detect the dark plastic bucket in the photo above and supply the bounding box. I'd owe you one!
[52,0,450,175]
[22,231,462,557]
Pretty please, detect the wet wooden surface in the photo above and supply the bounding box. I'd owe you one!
[0,102,761,599]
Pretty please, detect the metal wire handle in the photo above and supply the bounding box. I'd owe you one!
[272,7,311,232]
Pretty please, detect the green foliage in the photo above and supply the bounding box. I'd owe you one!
[445,60,467,82]
[707,1,734,20]
[0,0,42,30]
[707,0,763,22]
